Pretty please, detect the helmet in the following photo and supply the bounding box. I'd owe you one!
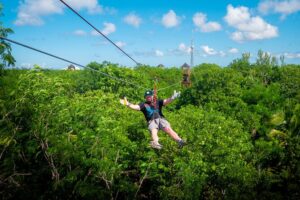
[144,90,153,97]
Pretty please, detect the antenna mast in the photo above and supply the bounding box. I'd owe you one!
[190,39,194,68]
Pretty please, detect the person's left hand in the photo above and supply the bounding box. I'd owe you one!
[171,90,181,100]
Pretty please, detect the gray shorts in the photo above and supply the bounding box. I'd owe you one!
[148,118,171,131]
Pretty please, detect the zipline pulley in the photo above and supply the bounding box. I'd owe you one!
[181,63,192,87]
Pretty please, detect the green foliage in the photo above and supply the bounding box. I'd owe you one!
[0,4,15,74]
[229,52,251,75]
[0,54,300,200]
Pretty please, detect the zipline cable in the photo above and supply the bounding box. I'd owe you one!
[59,0,182,93]
[157,81,182,91]
[0,36,147,89]
[59,0,141,66]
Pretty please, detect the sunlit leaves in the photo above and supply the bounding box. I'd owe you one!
[0,59,299,199]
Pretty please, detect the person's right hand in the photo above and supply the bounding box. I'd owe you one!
[120,97,129,106]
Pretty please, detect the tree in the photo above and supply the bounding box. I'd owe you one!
[229,52,251,75]
[0,3,15,74]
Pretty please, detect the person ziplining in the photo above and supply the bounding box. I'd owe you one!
[120,89,186,150]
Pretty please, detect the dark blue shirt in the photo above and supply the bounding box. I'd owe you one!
[139,100,165,122]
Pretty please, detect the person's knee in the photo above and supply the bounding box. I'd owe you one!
[151,128,158,134]
[162,127,171,132]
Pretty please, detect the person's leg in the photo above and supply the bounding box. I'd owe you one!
[162,126,182,141]
[160,118,181,141]
[148,119,162,149]
[160,118,186,148]
[151,128,159,143]
[150,128,163,149]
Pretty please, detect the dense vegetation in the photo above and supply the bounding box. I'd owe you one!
[0,54,299,199]
[1,4,300,199]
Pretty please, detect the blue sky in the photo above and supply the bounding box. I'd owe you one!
[2,0,300,68]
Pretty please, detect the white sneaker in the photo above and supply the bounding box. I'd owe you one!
[150,141,162,150]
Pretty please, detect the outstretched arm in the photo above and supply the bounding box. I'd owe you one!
[127,103,141,111]
[120,97,140,111]
[163,90,181,106]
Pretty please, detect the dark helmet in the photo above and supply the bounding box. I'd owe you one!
[144,90,153,97]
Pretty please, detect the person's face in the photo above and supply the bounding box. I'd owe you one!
[145,95,153,102]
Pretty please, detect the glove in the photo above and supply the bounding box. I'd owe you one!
[171,90,181,100]
[120,97,129,106]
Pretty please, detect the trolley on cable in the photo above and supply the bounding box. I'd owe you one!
[181,63,192,87]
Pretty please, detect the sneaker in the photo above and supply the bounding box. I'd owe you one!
[150,141,163,150]
[178,140,186,148]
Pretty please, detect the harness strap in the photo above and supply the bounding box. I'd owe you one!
[153,80,158,110]
[151,80,159,120]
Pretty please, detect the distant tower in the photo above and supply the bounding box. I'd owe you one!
[190,40,194,68]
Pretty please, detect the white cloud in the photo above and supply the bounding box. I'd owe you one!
[178,43,191,53]
[155,50,164,57]
[258,0,300,19]
[91,23,116,36]
[64,0,103,14]
[283,52,300,58]
[20,62,34,68]
[224,4,278,42]
[193,12,222,32]
[201,45,218,55]
[91,30,99,36]
[200,45,227,57]
[219,51,226,57]
[14,0,105,26]
[133,50,165,57]
[178,43,186,51]
[14,0,63,26]
[124,13,142,28]
[161,10,180,28]
[224,5,250,27]
[116,41,126,48]
[230,31,243,41]
[73,30,87,36]
[228,48,239,54]
[101,22,116,35]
